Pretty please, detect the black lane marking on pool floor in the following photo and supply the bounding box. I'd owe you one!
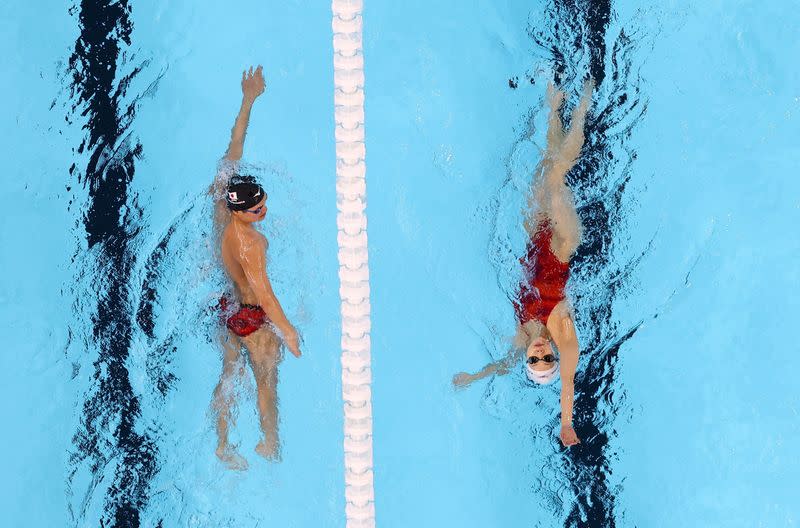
[556,2,619,524]
[65,1,158,526]
[526,0,651,526]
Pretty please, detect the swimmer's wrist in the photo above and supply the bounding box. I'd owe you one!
[281,325,298,340]
[242,87,264,104]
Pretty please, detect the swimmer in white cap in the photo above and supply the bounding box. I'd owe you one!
[453,79,593,448]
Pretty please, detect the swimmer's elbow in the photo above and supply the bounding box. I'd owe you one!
[249,286,276,313]
[560,328,579,347]
[260,296,280,313]
[552,319,578,346]
[225,143,244,162]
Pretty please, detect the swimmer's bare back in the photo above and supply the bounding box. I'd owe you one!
[220,223,267,305]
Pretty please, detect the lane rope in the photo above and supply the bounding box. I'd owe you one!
[331,1,375,526]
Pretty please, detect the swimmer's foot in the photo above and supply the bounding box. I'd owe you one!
[255,439,281,462]
[216,445,248,471]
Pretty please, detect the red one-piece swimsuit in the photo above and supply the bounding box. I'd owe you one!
[514,222,571,326]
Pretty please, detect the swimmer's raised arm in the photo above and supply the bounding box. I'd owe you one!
[224,65,266,162]
[239,235,301,358]
[452,347,524,388]
[210,66,266,228]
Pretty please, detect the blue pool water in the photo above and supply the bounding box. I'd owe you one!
[2,0,799,527]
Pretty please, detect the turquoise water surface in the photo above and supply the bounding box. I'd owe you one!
[2,0,799,527]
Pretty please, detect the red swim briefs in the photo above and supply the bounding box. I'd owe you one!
[218,296,268,337]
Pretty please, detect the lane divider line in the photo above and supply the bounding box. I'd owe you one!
[331,1,376,527]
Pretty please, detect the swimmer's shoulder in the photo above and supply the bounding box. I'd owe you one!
[248,229,268,247]
[546,301,575,337]
[225,225,268,252]
[220,223,236,246]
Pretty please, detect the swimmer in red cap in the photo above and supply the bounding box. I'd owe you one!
[209,66,301,469]
[453,80,593,448]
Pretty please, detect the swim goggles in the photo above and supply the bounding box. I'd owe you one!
[527,354,556,365]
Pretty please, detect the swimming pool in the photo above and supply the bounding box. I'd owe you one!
[2,0,799,526]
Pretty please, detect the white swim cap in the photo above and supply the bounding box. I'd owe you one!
[526,361,559,384]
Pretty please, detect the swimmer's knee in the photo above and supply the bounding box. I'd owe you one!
[252,366,277,389]
[250,351,278,378]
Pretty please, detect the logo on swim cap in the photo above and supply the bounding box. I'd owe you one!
[226,179,265,211]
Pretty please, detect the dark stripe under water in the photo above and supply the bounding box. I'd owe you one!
[549,2,619,525]
[525,1,651,526]
[65,1,158,526]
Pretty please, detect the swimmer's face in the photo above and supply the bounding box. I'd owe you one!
[526,336,556,371]
[234,196,267,223]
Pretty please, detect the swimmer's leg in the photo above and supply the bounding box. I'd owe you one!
[553,79,593,172]
[545,82,566,155]
[526,83,567,233]
[241,327,282,460]
[544,175,583,262]
[213,330,248,470]
[542,80,593,260]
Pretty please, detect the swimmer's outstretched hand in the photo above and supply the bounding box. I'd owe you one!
[242,65,266,103]
[284,329,302,358]
[452,372,475,388]
[560,424,580,447]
